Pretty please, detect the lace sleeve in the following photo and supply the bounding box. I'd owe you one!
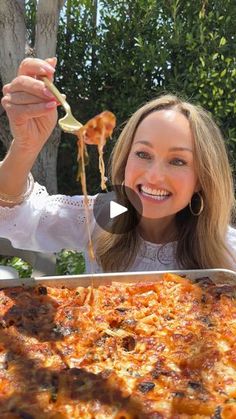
[0,182,97,253]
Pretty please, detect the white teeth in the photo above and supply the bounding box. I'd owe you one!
[140,185,170,197]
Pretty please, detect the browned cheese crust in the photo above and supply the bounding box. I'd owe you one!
[0,273,235,418]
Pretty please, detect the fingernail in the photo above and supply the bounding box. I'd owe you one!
[45,101,57,109]
[52,57,57,66]
[40,65,55,73]
[43,88,55,98]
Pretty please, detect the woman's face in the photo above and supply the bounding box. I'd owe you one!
[124,109,199,220]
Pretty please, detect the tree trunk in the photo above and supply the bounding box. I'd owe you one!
[0,0,25,85]
[32,127,61,194]
[32,0,65,192]
[0,114,13,152]
[35,0,64,59]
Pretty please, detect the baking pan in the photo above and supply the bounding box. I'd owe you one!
[0,268,235,289]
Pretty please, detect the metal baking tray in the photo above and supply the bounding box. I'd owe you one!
[0,269,235,289]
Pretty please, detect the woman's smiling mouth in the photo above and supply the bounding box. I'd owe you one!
[138,185,171,201]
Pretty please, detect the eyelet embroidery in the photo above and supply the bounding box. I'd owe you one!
[139,240,177,265]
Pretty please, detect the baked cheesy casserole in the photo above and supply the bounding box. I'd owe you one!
[0,273,235,418]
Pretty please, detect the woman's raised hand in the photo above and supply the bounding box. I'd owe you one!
[1,57,59,153]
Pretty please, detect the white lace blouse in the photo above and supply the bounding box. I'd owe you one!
[0,182,236,273]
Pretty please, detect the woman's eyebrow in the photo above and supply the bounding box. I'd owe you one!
[134,141,193,153]
[169,147,193,153]
[134,140,154,147]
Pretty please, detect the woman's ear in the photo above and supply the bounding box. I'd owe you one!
[194,180,201,193]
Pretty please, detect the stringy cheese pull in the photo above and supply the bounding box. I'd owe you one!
[78,111,116,190]
[75,111,116,267]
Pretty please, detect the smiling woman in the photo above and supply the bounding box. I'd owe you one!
[0,57,235,274]
[96,94,236,272]
[124,110,198,225]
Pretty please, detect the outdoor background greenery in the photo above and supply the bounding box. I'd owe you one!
[1,250,86,278]
[55,0,236,195]
[1,0,236,276]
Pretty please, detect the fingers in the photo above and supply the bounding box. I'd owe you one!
[44,57,57,81]
[1,76,59,120]
[1,76,59,118]
[18,57,56,78]
[2,91,55,106]
[1,100,57,123]
[3,76,54,100]
[2,56,60,104]
[46,57,57,67]
[1,57,59,122]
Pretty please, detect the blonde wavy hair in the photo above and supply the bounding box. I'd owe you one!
[95,94,236,272]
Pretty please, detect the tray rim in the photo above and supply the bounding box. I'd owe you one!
[0,268,235,289]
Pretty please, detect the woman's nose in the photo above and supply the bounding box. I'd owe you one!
[145,161,166,183]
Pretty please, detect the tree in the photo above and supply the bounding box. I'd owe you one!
[0,0,65,193]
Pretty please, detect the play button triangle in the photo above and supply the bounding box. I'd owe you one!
[93,184,142,234]
[110,200,128,219]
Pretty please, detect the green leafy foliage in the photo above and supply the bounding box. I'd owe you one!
[0,257,32,278]
[56,250,85,275]
[0,251,85,278]
[52,0,236,193]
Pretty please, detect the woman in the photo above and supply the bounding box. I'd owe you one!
[0,57,235,273]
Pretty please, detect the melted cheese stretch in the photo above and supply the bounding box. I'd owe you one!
[76,137,95,264]
[76,110,116,265]
[77,110,116,191]
[0,273,236,418]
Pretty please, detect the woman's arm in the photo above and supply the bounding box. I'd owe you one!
[0,57,58,206]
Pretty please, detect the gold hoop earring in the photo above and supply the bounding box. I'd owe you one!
[189,192,204,216]
[121,181,125,196]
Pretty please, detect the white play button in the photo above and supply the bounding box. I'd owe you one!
[110,200,128,219]
[93,185,142,234]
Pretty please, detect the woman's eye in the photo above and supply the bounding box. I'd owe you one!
[135,151,151,160]
[170,158,187,166]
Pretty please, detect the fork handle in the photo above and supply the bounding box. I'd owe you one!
[42,77,70,112]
